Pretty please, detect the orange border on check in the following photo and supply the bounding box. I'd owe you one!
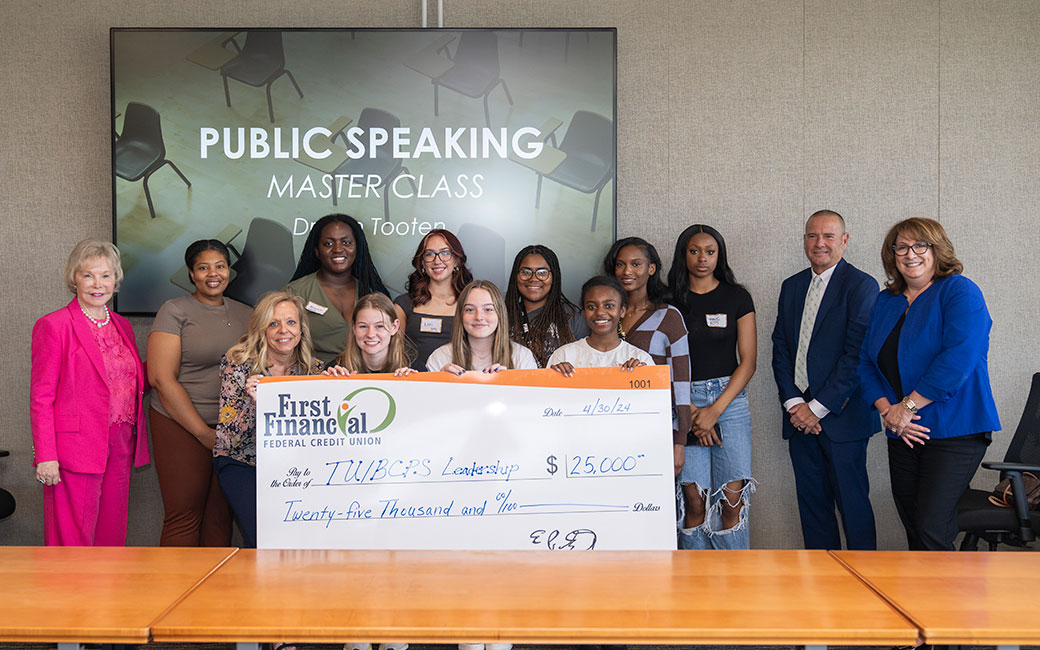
[259,365,669,390]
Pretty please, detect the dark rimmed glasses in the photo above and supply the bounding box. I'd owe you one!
[518,268,551,281]
[892,242,933,256]
[422,249,454,262]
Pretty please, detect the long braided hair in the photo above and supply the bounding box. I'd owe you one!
[504,244,578,367]
[290,213,390,298]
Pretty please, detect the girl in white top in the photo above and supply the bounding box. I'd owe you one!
[548,276,653,374]
[429,279,526,650]
[326,294,413,650]
[426,280,538,373]
[324,293,417,378]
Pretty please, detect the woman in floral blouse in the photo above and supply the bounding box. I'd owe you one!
[213,291,322,547]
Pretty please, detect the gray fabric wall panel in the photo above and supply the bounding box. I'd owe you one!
[1,0,1037,550]
[663,0,807,550]
[939,0,1040,479]
[803,1,940,550]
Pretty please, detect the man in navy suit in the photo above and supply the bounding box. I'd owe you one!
[771,210,880,550]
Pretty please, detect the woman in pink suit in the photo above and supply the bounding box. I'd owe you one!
[30,239,150,546]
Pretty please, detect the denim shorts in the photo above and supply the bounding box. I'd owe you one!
[678,375,755,549]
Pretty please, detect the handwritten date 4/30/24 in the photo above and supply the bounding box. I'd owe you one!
[543,396,640,418]
[530,528,597,550]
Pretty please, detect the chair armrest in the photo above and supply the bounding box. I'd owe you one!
[983,462,1039,543]
[982,461,1040,473]
[326,115,354,147]
[535,117,564,147]
[222,33,242,53]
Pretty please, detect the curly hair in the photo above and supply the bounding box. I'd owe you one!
[881,217,963,294]
[504,244,578,367]
[404,228,473,307]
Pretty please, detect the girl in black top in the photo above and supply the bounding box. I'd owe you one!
[393,229,474,370]
[668,224,757,550]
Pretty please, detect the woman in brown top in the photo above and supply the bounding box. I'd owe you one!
[148,239,251,546]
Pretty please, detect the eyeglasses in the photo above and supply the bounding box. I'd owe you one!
[422,249,454,262]
[518,268,551,281]
[891,242,933,256]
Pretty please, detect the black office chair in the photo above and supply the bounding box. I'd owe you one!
[433,31,513,129]
[114,102,192,220]
[224,217,297,307]
[330,108,416,222]
[0,450,14,521]
[221,31,303,123]
[957,372,1040,550]
[535,110,614,232]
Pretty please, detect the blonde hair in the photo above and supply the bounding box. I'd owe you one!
[333,293,413,372]
[65,239,123,292]
[226,291,317,375]
[450,280,515,369]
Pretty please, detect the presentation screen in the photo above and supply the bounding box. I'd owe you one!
[110,28,617,314]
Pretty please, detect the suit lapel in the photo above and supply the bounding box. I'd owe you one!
[66,299,108,382]
[792,268,812,332]
[812,258,846,336]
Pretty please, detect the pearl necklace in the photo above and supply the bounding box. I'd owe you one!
[80,304,111,328]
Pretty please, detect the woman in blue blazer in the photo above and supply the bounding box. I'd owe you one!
[858,217,999,551]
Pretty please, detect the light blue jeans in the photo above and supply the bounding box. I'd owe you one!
[678,376,755,550]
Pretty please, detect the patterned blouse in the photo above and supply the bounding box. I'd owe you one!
[623,303,693,445]
[91,322,137,426]
[213,355,322,466]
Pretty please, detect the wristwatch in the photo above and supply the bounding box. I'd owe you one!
[901,396,919,414]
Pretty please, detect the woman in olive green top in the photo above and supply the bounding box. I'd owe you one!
[284,214,391,364]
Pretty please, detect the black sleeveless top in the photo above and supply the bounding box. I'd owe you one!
[394,293,454,371]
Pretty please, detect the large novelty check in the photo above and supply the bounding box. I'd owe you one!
[255,365,677,550]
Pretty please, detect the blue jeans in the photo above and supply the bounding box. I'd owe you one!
[678,376,755,550]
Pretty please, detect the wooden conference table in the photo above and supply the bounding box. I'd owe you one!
[11,546,1037,649]
[835,550,1040,650]
[0,546,235,647]
[152,549,917,649]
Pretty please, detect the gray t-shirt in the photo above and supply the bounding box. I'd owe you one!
[150,295,252,425]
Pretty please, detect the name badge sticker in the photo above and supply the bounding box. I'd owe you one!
[305,301,329,315]
[705,313,727,328]
[420,317,442,333]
